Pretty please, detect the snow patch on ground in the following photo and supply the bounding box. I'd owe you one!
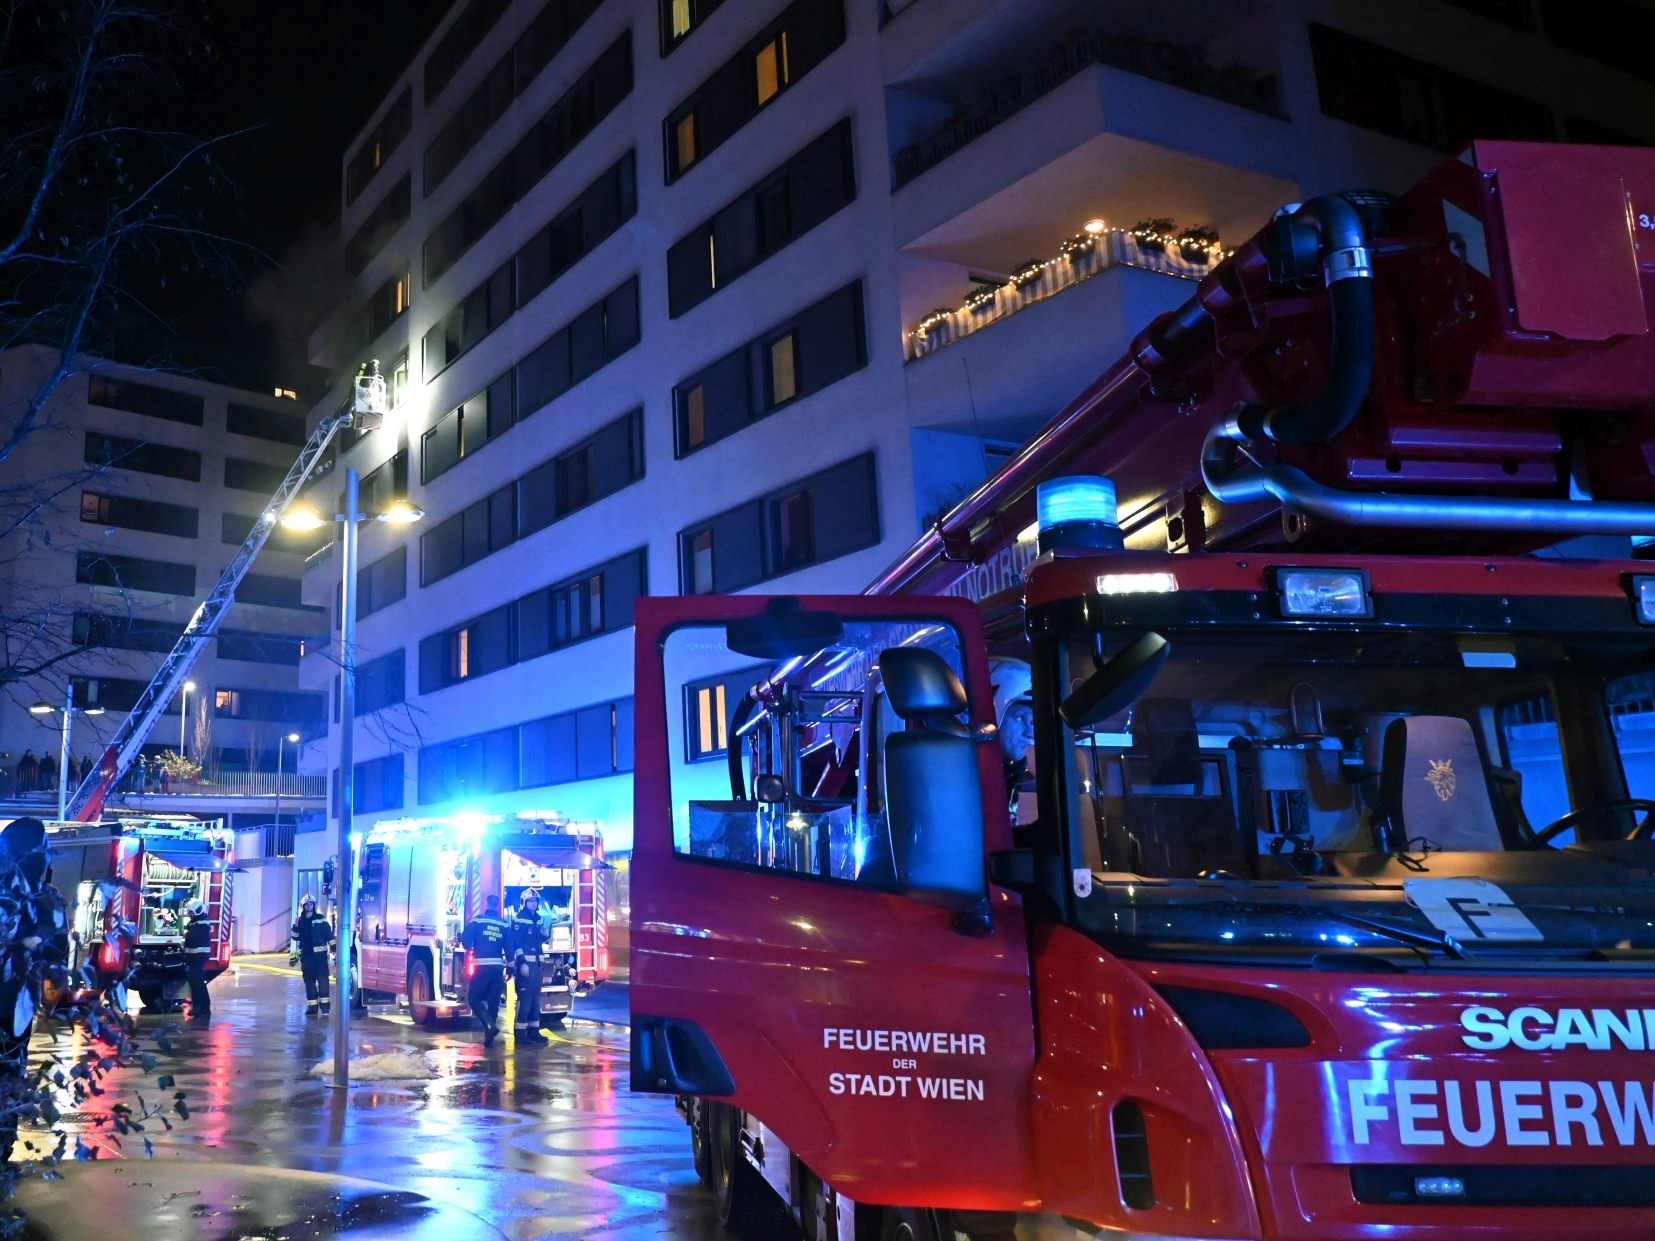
[308,1051,437,1081]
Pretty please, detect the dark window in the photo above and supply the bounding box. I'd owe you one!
[424,34,632,284]
[76,551,195,596]
[1308,24,1556,151]
[667,119,855,317]
[217,630,304,665]
[514,275,640,416]
[74,612,185,654]
[423,0,509,103]
[678,452,877,592]
[227,403,306,445]
[345,174,411,275]
[1538,0,1655,83]
[356,648,406,715]
[663,0,844,181]
[224,457,289,493]
[418,603,513,694]
[86,376,204,426]
[517,548,646,661]
[520,697,632,787]
[237,573,305,609]
[71,676,149,713]
[421,262,513,381]
[419,483,516,586]
[660,0,725,52]
[674,281,863,455]
[683,666,765,761]
[352,446,410,518]
[364,270,412,346]
[421,373,514,483]
[345,87,412,205]
[354,753,405,814]
[557,409,643,520]
[214,688,326,730]
[417,725,519,803]
[79,491,198,538]
[84,432,201,482]
[358,546,407,618]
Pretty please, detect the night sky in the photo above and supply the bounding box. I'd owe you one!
[156,2,449,393]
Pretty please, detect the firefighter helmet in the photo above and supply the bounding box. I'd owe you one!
[184,899,206,918]
[301,894,316,911]
[989,657,1032,728]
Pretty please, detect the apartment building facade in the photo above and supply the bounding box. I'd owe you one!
[0,342,328,807]
[298,0,1655,862]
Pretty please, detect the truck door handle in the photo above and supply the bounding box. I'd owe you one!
[631,1015,735,1096]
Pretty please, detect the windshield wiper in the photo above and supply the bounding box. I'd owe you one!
[1317,908,1469,961]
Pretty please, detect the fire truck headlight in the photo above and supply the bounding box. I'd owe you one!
[1632,575,1655,625]
[1276,568,1372,618]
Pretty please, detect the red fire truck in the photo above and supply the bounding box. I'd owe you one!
[47,816,234,1010]
[630,141,1655,1240]
[354,812,609,1026]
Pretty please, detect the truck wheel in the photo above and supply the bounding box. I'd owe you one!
[709,1102,767,1231]
[879,1208,930,1241]
[407,959,438,1028]
[539,1013,565,1031]
[137,988,164,1012]
[689,1099,712,1187]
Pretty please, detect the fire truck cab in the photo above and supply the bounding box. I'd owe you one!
[630,141,1655,1240]
[46,816,234,1010]
[354,812,608,1027]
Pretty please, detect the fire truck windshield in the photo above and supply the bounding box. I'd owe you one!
[1056,626,1655,967]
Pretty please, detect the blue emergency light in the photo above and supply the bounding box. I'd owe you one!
[1035,475,1124,554]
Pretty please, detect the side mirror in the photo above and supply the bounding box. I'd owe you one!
[754,774,785,804]
[1060,632,1170,730]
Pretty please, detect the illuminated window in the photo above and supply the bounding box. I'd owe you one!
[671,0,692,38]
[456,627,470,679]
[216,689,239,713]
[675,112,699,173]
[690,530,714,594]
[696,682,726,756]
[708,233,718,289]
[767,333,798,406]
[371,139,383,171]
[273,387,298,400]
[755,33,789,105]
[80,492,110,523]
[394,272,411,315]
[390,352,410,409]
[683,384,706,449]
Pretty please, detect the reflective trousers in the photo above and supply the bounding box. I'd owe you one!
[301,950,331,1008]
[186,956,210,1020]
[513,959,542,1031]
[467,965,505,1032]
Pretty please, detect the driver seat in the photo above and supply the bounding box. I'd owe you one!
[1380,716,1509,851]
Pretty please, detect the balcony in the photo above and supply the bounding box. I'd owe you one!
[892,27,1284,190]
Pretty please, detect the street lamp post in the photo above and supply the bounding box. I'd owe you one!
[30,686,105,821]
[274,730,301,839]
[282,473,421,1091]
[180,679,196,756]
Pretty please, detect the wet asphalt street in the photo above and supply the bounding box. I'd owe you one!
[19,959,737,1241]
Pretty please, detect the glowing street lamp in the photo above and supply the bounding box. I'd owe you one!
[180,680,197,756]
[31,686,105,819]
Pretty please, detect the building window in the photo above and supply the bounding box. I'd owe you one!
[419,484,516,587]
[689,530,715,594]
[345,88,411,205]
[345,174,411,275]
[674,112,699,174]
[662,0,725,52]
[517,549,646,662]
[86,376,204,425]
[353,753,404,815]
[358,546,407,619]
[227,403,306,445]
[671,0,692,38]
[755,32,789,105]
[683,384,706,449]
[84,432,201,482]
[76,551,195,597]
[224,457,289,494]
[767,333,798,406]
[514,277,641,418]
[421,374,513,483]
[365,270,411,345]
[684,667,766,761]
[390,352,410,408]
[674,281,864,456]
[355,649,406,716]
[667,119,855,317]
[678,453,877,592]
[455,629,469,680]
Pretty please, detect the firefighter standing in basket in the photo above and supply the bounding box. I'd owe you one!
[182,899,212,1023]
[509,890,549,1047]
[289,894,335,1015]
[462,895,510,1047]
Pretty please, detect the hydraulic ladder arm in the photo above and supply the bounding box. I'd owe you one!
[65,366,389,822]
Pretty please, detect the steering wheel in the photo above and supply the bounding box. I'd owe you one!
[1531,799,1655,846]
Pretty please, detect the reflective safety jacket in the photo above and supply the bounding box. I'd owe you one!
[290,910,334,957]
[509,907,548,961]
[462,913,510,966]
[183,916,211,958]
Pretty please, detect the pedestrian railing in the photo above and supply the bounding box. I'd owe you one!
[124,772,325,798]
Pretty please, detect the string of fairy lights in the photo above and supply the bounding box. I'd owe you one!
[909,216,1231,352]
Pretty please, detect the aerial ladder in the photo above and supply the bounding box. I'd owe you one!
[63,365,390,822]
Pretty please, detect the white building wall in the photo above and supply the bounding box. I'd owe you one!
[299,0,1655,856]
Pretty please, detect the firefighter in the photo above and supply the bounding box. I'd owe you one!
[509,890,549,1045]
[288,895,334,1015]
[990,658,1035,797]
[461,895,510,1046]
[182,899,212,1022]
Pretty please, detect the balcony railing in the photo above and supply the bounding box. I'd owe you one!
[893,30,1285,188]
[122,771,326,798]
[907,227,1215,360]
